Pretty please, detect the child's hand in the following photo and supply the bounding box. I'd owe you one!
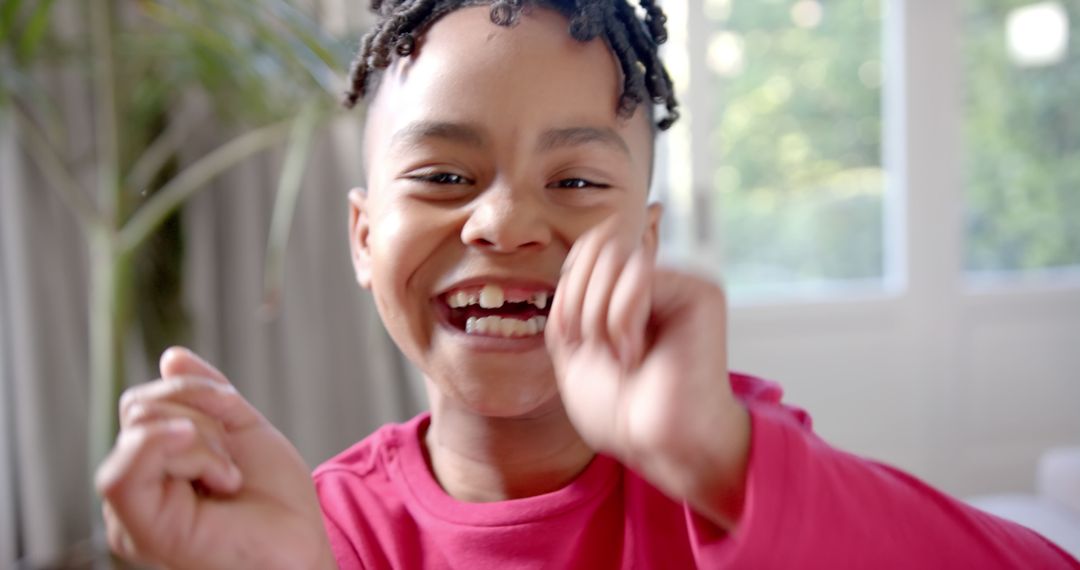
[95,348,334,570]
[546,222,751,529]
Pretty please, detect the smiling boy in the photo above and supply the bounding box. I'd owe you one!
[95,1,1080,568]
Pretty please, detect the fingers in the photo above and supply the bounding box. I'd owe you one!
[97,417,242,563]
[122,396,232,465]
[553,220,618,345]
[649,268,727,323]
[98,417,241,497]
[120,375,263,432]
[103,502,142,564]
[580,241,628,344]
[551,218,658,370]
[160,346,229,385]
[152,348,264,431]
[96,419,238,526]
[607,247,654,367]
[645,270,730,377]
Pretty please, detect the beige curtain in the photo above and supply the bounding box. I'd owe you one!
[0,109,96,567]
[0,2,426,563]
[179,121,426,467]
[0,111,427,570]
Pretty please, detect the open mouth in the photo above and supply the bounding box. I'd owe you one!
[438,283,553,339]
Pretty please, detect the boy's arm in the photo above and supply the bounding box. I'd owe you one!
[549,225,1078,568]
[96,348,337,570]
[684,398,1080,568]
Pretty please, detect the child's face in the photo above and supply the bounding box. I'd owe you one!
[350,5,659,418]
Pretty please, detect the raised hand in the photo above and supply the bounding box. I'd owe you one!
[95,348,334,570]
[546,222,751,528]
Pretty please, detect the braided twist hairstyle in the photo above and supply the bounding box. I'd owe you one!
[342,0,680,130]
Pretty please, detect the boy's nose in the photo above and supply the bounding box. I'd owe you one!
[460,187,552,253]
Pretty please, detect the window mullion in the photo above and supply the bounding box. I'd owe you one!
[685,0,723,275]
[889,0,967,487]
[893,0,965,300]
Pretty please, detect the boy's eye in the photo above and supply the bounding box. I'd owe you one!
[548,178,611,190]
[408,172,473,185]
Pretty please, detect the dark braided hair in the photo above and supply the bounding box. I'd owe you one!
[342,0,680,130]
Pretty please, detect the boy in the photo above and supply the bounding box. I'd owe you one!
[96,1,1080,568]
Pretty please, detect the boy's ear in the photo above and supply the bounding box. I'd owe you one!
[642,202,663,259]
[348,188,373,288]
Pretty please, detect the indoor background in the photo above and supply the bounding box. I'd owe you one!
[2,0,1078,567]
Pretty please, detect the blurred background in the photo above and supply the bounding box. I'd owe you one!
[1,0,1078,567]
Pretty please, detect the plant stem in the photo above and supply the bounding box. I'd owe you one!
[87,2,126,552]
[124,101,206,196]
[262,101,321,312]
[87,228,129,477]
[117,119,294,254]
[90,0,119,225]
[10,101,101,229]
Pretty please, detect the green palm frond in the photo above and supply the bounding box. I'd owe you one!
[0,0,361,486]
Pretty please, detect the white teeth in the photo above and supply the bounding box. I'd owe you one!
[527,317,546,336]
[463,315,547,338]
[499,318,515,337]
[479,284,506,309]
[447,290,478,308]
[447,285,553,309]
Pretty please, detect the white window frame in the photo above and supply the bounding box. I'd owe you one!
[661,0,1080,496]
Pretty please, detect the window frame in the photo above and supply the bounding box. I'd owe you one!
[660,0,1080,494]
[665,0,1080,308]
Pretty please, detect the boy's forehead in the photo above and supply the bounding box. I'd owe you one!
[377,6,620,93]
[361,5,653,168]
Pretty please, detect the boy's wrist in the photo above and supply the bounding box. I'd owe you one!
[652,399,751,531]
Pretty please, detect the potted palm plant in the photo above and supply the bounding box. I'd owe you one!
[0,1,354,556]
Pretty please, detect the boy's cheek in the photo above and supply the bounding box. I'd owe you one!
[370,206,411,244]
[556,206,645,250]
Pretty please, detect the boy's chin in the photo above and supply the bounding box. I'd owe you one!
[427,351,562,419]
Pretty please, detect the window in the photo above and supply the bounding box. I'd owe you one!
[711,0,886,300]
[964,0,1080,275]
[654,0,1080,497]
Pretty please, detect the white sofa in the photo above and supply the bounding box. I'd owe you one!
[967,447,1080,559]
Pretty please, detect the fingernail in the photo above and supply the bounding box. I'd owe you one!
[162,346,193,366]
[125,402,145,422]
[166,417,195,434]
[163,419,196,451]
[227,463,243,486]
[563,246,580,274]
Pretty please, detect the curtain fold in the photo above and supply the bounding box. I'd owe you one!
[1,111,94,566]
[180,123,426,468]
[0,1,425,564]
[0,70,423,570]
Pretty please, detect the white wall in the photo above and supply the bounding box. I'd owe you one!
[728,285,1080,497]
[666,0,1080,498]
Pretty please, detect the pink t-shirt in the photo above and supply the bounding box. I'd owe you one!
[314,374,1079,568]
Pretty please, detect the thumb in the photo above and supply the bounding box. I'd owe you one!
[158,347,265,431]
[160,347,230,385]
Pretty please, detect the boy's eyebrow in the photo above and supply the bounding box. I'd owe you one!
[388,122,631,157]
[537,127,631,157]
[390,120,488,150]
